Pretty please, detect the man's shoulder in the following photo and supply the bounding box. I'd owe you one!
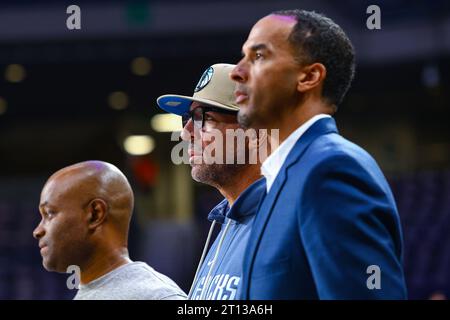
[75,262,186,300]
[114,262,186,298]
[311,132,371,159]
[284,132,388,193]
[293,132,378,172]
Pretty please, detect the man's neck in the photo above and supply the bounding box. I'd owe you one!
[218,166,262,206]
[80,247,131,285]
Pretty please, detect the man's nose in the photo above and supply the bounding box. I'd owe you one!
[230,61,248,83]
[33,221,45,240]
[180,118,194,142]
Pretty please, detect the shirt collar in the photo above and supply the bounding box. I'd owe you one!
[261,114,331,193]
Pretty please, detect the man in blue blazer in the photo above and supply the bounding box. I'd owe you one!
[230,9,407,299]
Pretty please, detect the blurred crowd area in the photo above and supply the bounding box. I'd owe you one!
[0,0,449,299]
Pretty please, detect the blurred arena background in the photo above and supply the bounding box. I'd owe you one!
[0,0,449,299]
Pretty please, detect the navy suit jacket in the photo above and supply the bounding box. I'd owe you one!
[240,117,407,299]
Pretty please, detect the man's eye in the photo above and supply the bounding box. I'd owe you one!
[46,211,56,219]
[255,52,264,60]
[204,114,214,121]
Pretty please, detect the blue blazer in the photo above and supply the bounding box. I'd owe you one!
[240,117,407,299]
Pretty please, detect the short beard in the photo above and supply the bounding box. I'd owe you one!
[191,163,244,189]
[237,106,267,130]
[237,111,252,129]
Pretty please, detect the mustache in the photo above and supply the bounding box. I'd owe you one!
[234,85,249,95]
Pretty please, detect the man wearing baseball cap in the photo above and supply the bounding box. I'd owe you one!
[157,64,267,300]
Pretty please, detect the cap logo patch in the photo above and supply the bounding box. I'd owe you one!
[194,67,214,92]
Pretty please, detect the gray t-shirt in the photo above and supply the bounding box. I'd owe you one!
[73,261,187,300]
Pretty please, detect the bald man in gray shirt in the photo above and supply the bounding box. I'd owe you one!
[33,160,186,300]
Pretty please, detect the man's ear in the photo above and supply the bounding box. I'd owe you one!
[297,63,327,93]
[86,198,108,231]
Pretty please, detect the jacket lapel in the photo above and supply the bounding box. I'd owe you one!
[241,117,338,298]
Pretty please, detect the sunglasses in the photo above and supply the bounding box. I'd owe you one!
[181,105,238,129]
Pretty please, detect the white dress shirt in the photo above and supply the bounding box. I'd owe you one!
[261,114,332,193]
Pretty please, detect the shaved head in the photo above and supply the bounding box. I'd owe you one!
[34,161,134,273]
[44,160,134,237]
